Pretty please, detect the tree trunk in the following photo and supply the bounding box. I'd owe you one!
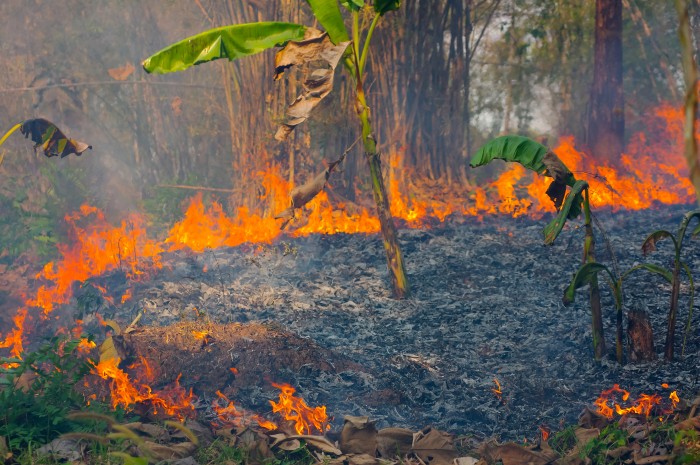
[674,0,700,205]
[586,0,624,165]
[627,309,655,362]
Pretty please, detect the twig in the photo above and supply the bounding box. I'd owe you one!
[0,80,223,94]
[157,184,237,193]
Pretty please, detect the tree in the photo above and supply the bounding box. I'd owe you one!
[586,0,624,165]
[142,1,410,298]
[674,0,700,204]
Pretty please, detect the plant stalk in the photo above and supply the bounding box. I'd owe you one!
[665,262,681,360]
[583,190,606,360]
[355,85,409,298]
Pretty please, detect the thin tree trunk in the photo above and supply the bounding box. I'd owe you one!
[587,0,624,165]
[674,0,700,205]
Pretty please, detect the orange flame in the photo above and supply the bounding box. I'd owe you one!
[120,288,133,304]
[269,382,329,435]
[93,357,194,419]
[212,390,278,430]
[594,384,679,419]
[27,206,163,316]
[491,378,503,401]
[0,308,27,361]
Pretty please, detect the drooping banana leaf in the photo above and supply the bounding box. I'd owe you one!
[142,22,307,74]
[18,119,92,158]
[563,262,614,306]
[306,0,350,44]
[676,209,700,249]
[471,135,576,210]
[471,135,551,175]
[641,230,676,256]
[623,263,673,283]
[543,180,588,245]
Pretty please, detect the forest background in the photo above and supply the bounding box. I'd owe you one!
[0,0,691,263]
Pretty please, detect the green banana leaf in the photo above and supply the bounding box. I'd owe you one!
[470,135,550,175]
[307,0,351,43]
[563,262,614,306]
[374,0,401,15]
[624,263,673,283]
[543,180,587,245]
[143,22,307,74]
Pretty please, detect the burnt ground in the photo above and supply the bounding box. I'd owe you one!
[18,204,700,440]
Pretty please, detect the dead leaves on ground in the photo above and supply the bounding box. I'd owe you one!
[29,395,700,465]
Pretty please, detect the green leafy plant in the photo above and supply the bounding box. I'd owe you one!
[639,209,700,361]
[470,135,608,360]
[579,423,628,464]
[142,0,409,298]
[0,337,106,452]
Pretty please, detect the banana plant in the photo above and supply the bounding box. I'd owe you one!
[640,209,700,361]
[142,0,409,298]
[470,135,607,360]
[0,118,91,166]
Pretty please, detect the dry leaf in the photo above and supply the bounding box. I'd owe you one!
[542,150,574,211]
[274,158,343,228]
[411,427,459,465]
[36,438,85,462]
[339,415,378,455]
[108,62,135,81]
[674,415,700,431]
[347,453,382,465]
[274,29,350,140]
[376,427,413,458]
[578,406,610,430]
[454,457,479,465]
[122,422,170,442]
[171,96,182,115]
[476,441,557,465]
[140,441,196,460]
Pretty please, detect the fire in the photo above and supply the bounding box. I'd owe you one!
[212,390,278,431]
[491,378,503,401]
[0,100,696,426]
[93,357,194,419]
[593,384,680,419]
[269,382,329,435]
[0,308,27,361]
[27,205,163,316]
[120,288,133,304]
[539,425,550,442]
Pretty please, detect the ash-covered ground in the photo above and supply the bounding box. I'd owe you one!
[72,205,700,439]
